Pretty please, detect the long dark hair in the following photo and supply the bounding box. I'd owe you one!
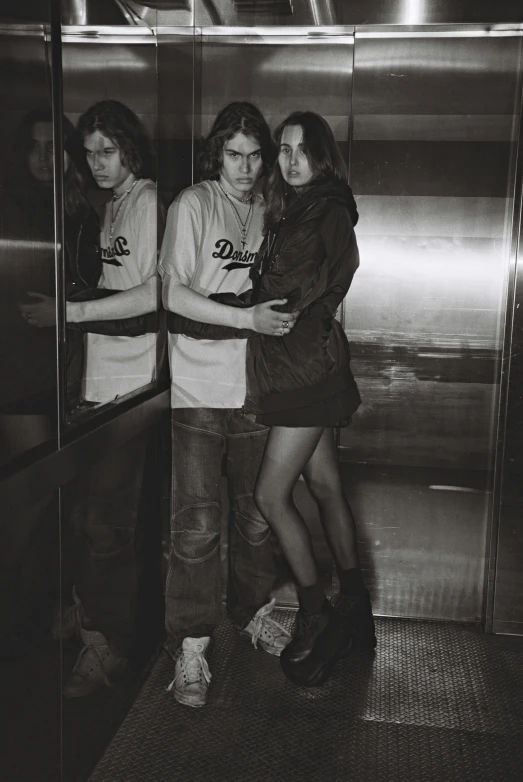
[198,101,275,181]
[263,111,348,232]
[77,99,155,180]
[3,107,93,226]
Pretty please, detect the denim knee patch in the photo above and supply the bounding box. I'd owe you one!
[232,495,271,545]
[171,503,221,563]
[172,529,220,563]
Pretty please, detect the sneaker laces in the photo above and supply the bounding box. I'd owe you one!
[167,648,211,693]
[71,643,113,688]
[248,598,291,650]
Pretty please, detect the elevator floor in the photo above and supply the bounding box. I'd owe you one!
[88,615,523,782]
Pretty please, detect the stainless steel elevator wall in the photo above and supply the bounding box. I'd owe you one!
[343,31,522,622]
[343,32,522,470]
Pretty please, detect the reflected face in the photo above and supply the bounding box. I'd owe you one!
[219,132,263,199]
[278,125,314,188]
[27,121,54,183]
[83,130,134,195]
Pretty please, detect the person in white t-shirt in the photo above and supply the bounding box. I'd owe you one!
[159,102,298,708]
[57,101,161,698]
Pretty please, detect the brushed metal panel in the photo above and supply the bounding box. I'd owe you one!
[342,31,523,624]
[354,195,511,239]
[354,114,516,142]
[158,32,198,194]
[193,0,523,27]
[491,108,523,634]
[353,35,521,116]
[61,38,157,120]
[199,33,353,140]
[342,464,489,621]
[352,141,513,197]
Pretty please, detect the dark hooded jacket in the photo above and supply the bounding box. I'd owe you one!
[169,175,362,422]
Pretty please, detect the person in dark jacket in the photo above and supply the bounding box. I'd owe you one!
[173,111,376,687]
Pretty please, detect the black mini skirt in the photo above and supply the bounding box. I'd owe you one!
[257,390,354,428]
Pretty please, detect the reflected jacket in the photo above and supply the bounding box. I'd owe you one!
[170,176,362,418]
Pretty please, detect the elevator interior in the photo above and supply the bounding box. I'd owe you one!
[1,1,523,780]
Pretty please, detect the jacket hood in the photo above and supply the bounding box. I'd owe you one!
[284,175,359,227]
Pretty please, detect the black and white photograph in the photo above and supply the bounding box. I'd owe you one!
[1,2,522,781]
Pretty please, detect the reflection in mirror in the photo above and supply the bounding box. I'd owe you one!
[61,34,162,424]
[0,20,61,782]
[59,428,167,781]
[0,34,58,466]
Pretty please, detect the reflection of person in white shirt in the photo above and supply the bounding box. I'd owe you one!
[25,100,161,404]
[57,101,161,699]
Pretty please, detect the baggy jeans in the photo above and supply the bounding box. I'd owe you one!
[71,432,147,655]
[165,408,276,655]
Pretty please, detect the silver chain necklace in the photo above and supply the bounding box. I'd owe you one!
[218,182,254,249]
[110,179,139,243]
[218,180,253,203]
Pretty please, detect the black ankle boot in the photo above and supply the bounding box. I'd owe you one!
[281,592,376,688]
[332,591,376,659]
[280,604,331,667]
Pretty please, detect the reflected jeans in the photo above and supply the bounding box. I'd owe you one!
[165,408,275,655]
[70,432,147,655]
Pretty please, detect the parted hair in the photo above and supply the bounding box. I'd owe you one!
[263,111,348,232]
[198,101,275,181]
[77,100,155,180]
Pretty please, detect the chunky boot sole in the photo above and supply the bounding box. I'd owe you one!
[280,610,331,666]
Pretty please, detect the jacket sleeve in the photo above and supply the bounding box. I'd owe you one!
[299,202,359,318]
[166,289,256,339]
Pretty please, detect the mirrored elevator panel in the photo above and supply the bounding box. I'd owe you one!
[342,30,523,621]
[157,27,198,199]
[61,26,161,424]
[0,24,59,468]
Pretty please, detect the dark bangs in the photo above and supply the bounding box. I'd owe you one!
[198,101,275,181]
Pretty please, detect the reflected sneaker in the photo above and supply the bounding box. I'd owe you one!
[63,629,129,698]
[51,588,83,641]
[167,637,211,708]
[237,599,292,657]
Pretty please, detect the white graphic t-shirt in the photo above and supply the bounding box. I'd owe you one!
[159,179,265,408]
[83,178,158,404]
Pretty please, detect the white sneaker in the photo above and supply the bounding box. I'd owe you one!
[167,637,211,708]
[63,629,129,698]
[238,599,292,657]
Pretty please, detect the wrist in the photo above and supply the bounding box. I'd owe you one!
[67,301,85,323]
[234,307,251,330]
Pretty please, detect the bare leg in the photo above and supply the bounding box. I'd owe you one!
[302,429,359,572]
[254,426,324,588]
